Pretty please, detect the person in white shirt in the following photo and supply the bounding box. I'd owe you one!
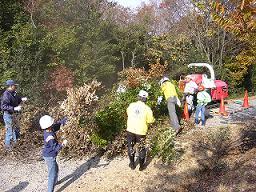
[183,75,198,115]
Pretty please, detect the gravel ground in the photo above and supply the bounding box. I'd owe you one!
[61,157,161,192]
[0,156,103,192]
[0,155,161,192]
[203,97,256,127]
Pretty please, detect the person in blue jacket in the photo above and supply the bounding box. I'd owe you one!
[40,115,67,192]
[1,80,27,149]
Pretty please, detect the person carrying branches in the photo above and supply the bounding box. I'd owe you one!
[158,77,181,134]
[126,90,155,171]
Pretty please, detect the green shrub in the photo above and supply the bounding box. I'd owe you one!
[90,133,108,148]
[95,81,167,147]
[150,125,178,163]
[95,88,138,141]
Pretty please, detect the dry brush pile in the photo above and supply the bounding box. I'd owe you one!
[0,104,47,160]
[119,61,167,89]
[50,80,101,157]
[0,80,102,159]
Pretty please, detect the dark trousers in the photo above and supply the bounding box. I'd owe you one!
[127,131,146,166]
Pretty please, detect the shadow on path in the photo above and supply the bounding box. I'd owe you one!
[5,181,29,192]
[56,154,107,192]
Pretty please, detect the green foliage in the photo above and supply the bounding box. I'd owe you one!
[0,0,120,103]
[38,0,120,86]
[150,126,178,163]
[115,23,149,69]
[95,81,166,147]
[146,35,207,79]
[0,0,27,32]
[0,1,51,102]
[95,88,139,143]
[0,0,253,102]
[90,133,108,148]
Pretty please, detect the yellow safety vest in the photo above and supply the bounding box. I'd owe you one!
[161,81,178,100]
[126,101,155,135]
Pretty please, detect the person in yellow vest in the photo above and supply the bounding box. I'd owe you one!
[158,77,181,133]
[126,90,155,171]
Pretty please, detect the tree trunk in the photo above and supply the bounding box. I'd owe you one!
[131,50,136,67]
[121,51,125,70]
[219,30,226,78]
[30,13,37,28]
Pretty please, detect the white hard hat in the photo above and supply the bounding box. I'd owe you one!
[159,77,169,86]
[138,90,149,98]
[39,115,54,129]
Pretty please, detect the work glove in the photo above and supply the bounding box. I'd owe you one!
[157,96,163,105]
[59,117,68,126]
[14,106,22,112]
[62,139,68,146]
[176,97,181,107]
[21,97,28,102]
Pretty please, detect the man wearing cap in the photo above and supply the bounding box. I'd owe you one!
[158,77,181,133]
[1,80,27,149]
[126,90,155,171]
[183,75,198,115]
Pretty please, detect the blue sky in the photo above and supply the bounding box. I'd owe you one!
[112,0,150,9]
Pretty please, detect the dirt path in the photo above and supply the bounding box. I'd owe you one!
[62,157,162,192]
[0,155,161,192]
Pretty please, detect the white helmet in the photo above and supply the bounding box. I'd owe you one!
[39,115,54,129]
[138,90,149,98]
[159,77,169,86]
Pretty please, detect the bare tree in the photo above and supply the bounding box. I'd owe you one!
[22,0,42,28]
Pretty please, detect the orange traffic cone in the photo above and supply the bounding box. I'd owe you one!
[242,90,249,108]
[183,101,190,121]
[219,96,228,116]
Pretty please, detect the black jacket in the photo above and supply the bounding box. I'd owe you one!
[1,90,22,113]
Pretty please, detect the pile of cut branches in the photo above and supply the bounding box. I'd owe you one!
[0,80,101,159]
[0,104,46,160]
[50,80,101,157]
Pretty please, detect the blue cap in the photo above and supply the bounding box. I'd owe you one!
[6,80,18,87]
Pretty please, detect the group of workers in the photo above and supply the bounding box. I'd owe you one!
[125,75,212,172]
[1,75,211,192]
